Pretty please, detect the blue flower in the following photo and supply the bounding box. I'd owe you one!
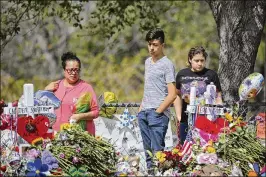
[26,158,48,177]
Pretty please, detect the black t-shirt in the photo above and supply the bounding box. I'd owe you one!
[175,67,222,122]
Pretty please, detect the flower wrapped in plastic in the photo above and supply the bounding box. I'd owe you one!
[71,92,91,130]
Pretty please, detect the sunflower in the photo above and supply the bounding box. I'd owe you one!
[31,137,44,146]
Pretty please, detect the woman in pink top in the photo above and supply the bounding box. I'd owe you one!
[44,52,99,135]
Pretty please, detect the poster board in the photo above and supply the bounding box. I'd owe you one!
[256,113,265,139]
[94,115,174,171]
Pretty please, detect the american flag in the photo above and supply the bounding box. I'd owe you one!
[180,130,193,164]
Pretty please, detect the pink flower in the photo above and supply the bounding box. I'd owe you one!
[76,147,81,153]
[72,157,79,163]
[59,153,65,158]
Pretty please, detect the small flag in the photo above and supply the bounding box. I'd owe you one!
[180,130,193,164]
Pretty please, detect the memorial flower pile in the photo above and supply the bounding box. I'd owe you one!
[46,123,118,176]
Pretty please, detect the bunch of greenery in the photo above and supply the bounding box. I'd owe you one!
[49,124,117,176]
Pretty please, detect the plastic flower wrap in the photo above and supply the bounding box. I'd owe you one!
[196,153,218,164]
[71,92,92,131]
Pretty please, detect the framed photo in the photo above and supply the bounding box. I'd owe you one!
[19,144,31,156]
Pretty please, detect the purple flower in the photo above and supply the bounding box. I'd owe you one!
[41,150,58,170]
[42,156,52,164]
[52,163,59,169]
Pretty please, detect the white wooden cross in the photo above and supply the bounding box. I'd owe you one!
[3,84,54,118]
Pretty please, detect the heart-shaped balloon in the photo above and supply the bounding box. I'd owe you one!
[17,115,50,144]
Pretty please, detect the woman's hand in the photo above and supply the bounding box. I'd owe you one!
[69,114,80,122]
[44,81,60,91]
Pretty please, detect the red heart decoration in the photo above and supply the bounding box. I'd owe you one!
[17,115,50,144]
[195,115,229,135]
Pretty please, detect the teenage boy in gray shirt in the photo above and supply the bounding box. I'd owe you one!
[137,28,177,174]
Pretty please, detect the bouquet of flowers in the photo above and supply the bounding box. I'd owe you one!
[72,92,91,131]
[149,146,186,176]
[41,123,117,176]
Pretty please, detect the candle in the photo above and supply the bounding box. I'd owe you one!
[205,82,216,105]
[23,84,34,107]
[189,86,196,105]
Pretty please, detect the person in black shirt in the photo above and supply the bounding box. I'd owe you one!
[174,46,223,144]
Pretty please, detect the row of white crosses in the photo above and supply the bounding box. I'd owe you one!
[4,84,54,118]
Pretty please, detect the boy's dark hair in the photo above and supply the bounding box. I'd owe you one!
[145,28,165,44]
[61,52,81,69]
[188,46,208,65]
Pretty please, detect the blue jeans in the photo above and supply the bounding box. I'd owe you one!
[137,108,169,169]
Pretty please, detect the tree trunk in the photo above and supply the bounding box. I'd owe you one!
[207,1,266,102]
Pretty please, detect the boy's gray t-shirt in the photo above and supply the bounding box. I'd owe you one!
[141,56,176,118]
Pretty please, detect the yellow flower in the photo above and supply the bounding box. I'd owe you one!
[236,117,243,124]
[206,146,216,153]
[225,113,233,122]
[123,155,129,161]
[60,123,71,130]
[95,135,102,141]
[155,151,166,163]
[171,148,179,155]
[208,140,213,146]
[119,173,127,176]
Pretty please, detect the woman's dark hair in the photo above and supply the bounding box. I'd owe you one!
[187,46,208,66]
[61,52,81,69]
[146,28,165,44]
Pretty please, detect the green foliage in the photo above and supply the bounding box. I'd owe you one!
[1,75,50,102]
[1,1,264,103]
[88,1,173,38]
[1,0,84,51]
[0,1,220,102]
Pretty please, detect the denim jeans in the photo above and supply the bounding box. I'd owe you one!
[137,108,169,169]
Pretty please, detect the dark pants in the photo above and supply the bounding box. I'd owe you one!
[179,122,188,145]
[137,108,169,170]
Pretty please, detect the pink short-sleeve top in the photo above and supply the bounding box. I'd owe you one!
[52,79,99,135]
